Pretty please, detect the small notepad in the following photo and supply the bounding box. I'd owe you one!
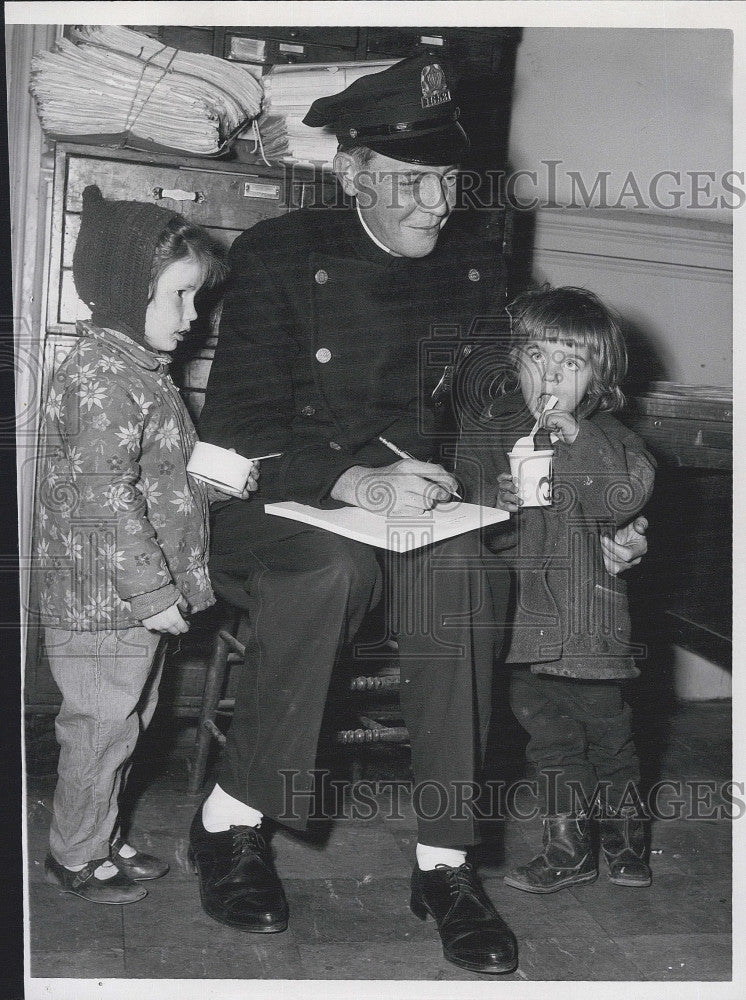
[264,500,509,553]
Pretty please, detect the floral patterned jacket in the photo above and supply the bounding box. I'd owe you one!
[35,322,214,630]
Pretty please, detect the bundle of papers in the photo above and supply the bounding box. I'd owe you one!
[258,60,396,165]
[30,25,264,156]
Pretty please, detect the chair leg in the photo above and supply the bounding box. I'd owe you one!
[189,610,238,794]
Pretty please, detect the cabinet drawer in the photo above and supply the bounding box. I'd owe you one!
[47,146,325,334]
[159,25,215,55]
[366,27,494,69]
[65,156,291,230]
[259,26,359,48]
[626,414,732,469]
[225,33,355,65]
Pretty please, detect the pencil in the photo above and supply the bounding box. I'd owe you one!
[377,435,414,460]
[377,436,462,500]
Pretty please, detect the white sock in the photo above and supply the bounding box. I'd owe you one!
[416,843,467,871]
[115,841,137,858]
[201,783,263,832]
[92,860,118,880]
[64,859,117,879]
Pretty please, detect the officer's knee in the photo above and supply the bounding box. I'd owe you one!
[321,539,381,606]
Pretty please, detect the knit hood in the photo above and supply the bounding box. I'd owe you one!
[72,185,179,344]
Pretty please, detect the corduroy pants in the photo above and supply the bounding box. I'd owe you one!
[45,627,167,866]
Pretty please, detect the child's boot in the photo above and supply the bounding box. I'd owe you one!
[503,815,598,893]
[599,809,652,886]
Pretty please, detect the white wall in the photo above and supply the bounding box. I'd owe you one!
[505,28,733,390]
[508,28,733,221]
[530,208,732,387]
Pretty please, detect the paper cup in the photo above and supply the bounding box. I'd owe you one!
[508,448,553,508]
[187,442,254,497]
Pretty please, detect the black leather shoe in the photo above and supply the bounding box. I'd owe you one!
[45,852,147,905]
[110,837,170,881]
[410,863,518,975]
[188,809,288,932]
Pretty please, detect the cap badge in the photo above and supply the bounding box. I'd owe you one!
[420,63,451,109]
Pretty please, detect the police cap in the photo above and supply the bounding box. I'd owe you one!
[302,54,469,166]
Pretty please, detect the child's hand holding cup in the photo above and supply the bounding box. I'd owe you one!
[187,442,266,501]
[506,446,553,508]
[496,471,522,512]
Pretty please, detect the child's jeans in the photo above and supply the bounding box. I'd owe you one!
[509,667,641,816]
[44,627,167,867]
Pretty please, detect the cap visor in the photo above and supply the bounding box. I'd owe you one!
[364,121,470,166]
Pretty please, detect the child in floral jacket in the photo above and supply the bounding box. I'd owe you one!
[36,185,254,905]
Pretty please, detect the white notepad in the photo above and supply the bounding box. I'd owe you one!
[264,500,509,553]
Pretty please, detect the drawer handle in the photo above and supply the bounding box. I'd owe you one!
[152,187,205,204]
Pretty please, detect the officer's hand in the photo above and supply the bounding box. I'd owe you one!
[601,516,648,576]
[331,460,459,516]
[142,601,190,635]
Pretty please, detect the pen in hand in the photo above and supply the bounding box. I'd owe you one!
[377,436,462,501]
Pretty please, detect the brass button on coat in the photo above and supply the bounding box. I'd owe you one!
[329,441,342,451]
[468,268,480,282]
[314,269,329,284]
[301,405,316,416]
[316,348,332,364]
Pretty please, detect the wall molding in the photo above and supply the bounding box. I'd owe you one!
[530,207,732,387]
[536,247,732,285]
[532,207,732,274]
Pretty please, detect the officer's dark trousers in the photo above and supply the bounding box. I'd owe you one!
[209,505,509,847]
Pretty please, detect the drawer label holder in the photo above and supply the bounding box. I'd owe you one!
[244,180,281,200]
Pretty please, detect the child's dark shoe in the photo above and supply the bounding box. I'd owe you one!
[599,811,652,886]
[503,815,598,893]
[45,852,147,904]
[110,837,169,881]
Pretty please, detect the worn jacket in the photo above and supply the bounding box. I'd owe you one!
[198,205,507,546]
[35,322,214,630]
[457,392,656,680]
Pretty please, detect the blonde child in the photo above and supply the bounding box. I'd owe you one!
[36,185,255,904]
[458,286,655,893]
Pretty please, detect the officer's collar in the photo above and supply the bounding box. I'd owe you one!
[355,201,400,257]
[343,201,453,267]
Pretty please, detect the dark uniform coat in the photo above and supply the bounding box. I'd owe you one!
[457,393,656,681]
[199,205,507,527]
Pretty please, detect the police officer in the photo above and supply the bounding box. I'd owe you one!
[189,55,647,975]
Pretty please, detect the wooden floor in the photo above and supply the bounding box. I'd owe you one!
[25,699,732,987]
